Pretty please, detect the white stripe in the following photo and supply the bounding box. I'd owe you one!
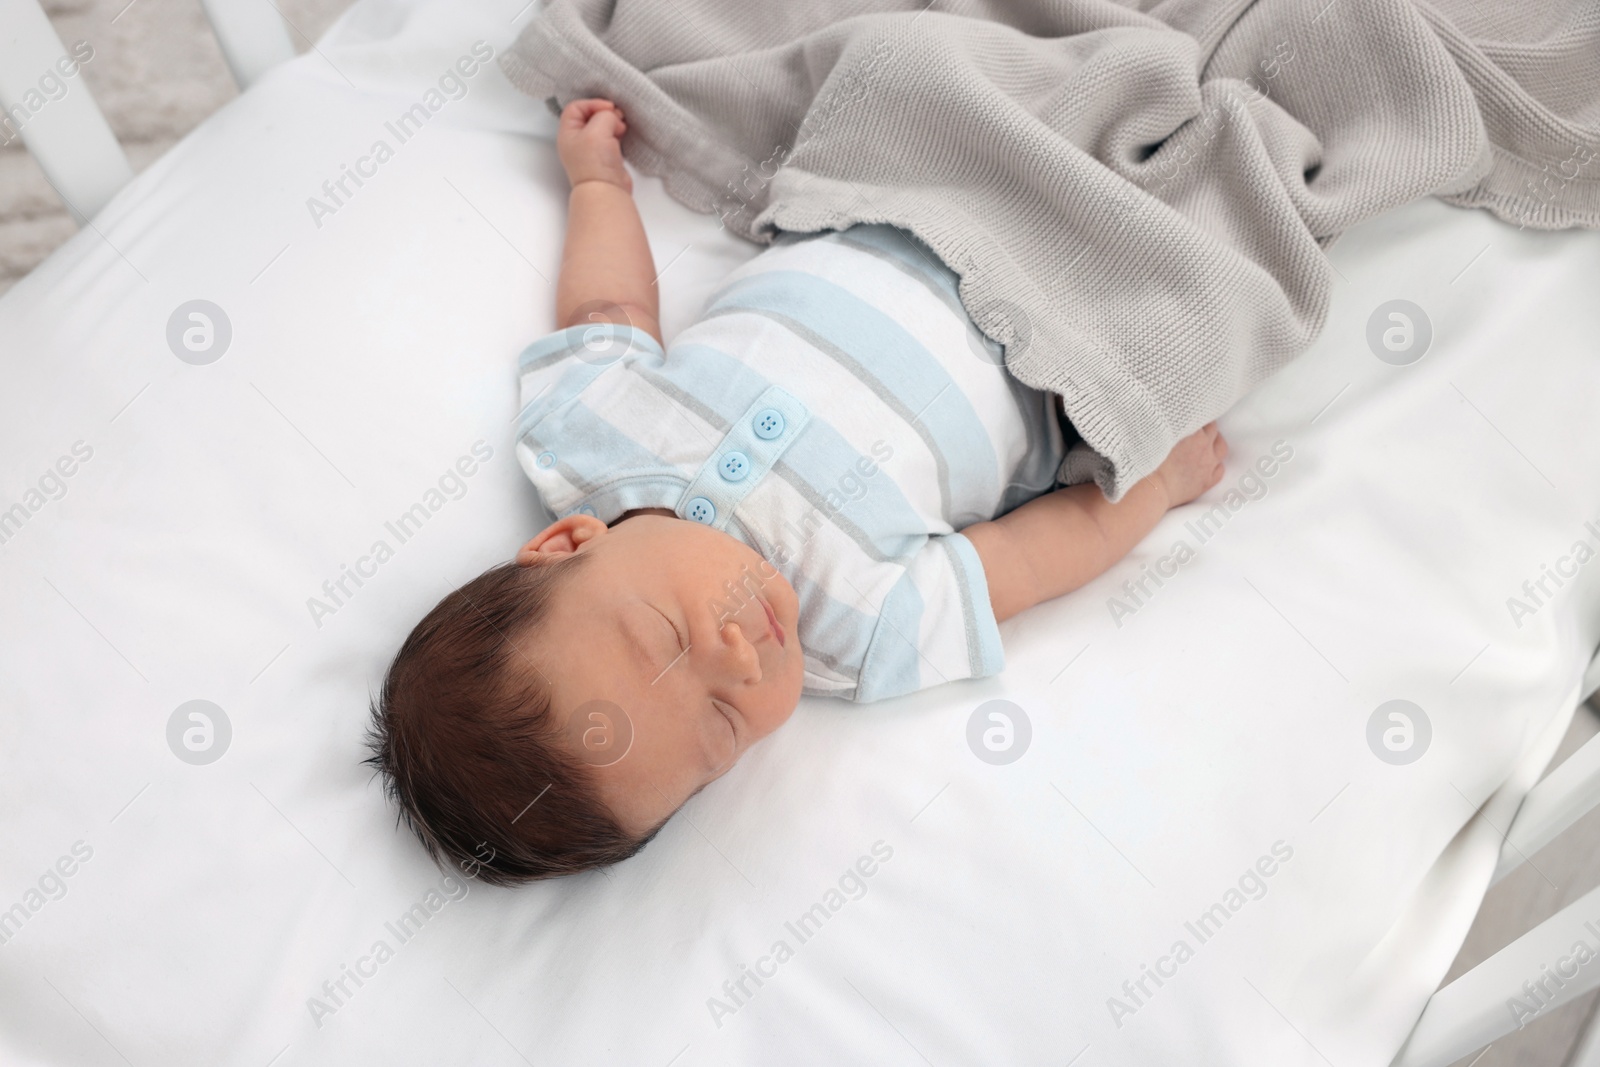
[749,238,1038,494]
[599,370,722,469]
[906,543,973,688]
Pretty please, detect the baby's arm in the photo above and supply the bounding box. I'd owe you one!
[553,98,662,345]
[963,424,1228,622]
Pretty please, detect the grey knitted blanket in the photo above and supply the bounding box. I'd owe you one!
[500,0,1599,499]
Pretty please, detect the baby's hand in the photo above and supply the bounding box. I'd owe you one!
[557,98,632,193]
[1154,422,1227,507]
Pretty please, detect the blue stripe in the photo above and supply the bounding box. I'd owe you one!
[706,270,1001,522]
[520,399,679,494]
[769,428,925,564]
[515,324,664,440]
[783,568,875,683]
[829,225,1063,508]
[636,342,774,425]
[856,567,934,703]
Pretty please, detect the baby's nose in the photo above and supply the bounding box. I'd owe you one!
[713,616,764,682]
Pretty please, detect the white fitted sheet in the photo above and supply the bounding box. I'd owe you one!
[1,2,1598,1064]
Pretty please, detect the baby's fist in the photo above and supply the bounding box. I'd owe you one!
[1155,422,1227,508]
[557,98,632,192]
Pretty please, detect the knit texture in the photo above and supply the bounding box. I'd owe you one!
[501,0,1599,499]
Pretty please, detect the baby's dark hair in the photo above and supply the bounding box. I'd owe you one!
[366,554,658,885]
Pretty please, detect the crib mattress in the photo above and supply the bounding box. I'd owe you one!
[1,2,1598,1064]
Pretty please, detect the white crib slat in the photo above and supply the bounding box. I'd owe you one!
[0,0,133,223]
[199,0,295,89]
[1391,883,1600,1067]
[1492,730,1600,886]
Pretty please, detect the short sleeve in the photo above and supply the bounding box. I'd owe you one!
[512,322,670,516]
[516,321,665,416]
[853,532,1005,703]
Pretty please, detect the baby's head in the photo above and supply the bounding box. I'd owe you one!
[368,510,805,884]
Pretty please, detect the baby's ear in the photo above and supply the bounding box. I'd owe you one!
[516,514,608,565]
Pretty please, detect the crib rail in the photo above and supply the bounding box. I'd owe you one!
[1393,653,1600,1067]
[1493,731,1600,887]
[0,0,133,222]
[0,0,290,223]
[199,0,295,91]
[1393,882,1600,1066]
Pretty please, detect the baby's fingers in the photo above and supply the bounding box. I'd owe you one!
[560,98,615,128]
[585,108,627,139]
[559,99,593,128]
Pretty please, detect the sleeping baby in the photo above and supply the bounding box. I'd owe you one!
[368,98,1228,883]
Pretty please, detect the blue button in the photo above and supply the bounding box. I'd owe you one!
[752,408,785,440]
[577,505,596,517]
[536,450,556,468]
[685,496,716,524]
[718,451,750,481]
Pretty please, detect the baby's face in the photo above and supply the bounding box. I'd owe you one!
[517,512,805,836]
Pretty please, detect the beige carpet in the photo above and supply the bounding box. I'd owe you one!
[3,4,1600,1063]
[0,0,352,295]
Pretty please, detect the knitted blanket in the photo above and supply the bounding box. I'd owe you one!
[500,0,1600,499]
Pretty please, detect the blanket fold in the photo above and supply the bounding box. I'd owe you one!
[501,0,1599,498]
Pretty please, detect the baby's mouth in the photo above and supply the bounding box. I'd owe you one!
[760,597,785,648]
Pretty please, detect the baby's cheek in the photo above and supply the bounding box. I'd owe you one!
[749,675,803,740]
[699,710,738,772]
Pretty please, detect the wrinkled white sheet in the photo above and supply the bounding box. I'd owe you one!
[0,2,1597,1064]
